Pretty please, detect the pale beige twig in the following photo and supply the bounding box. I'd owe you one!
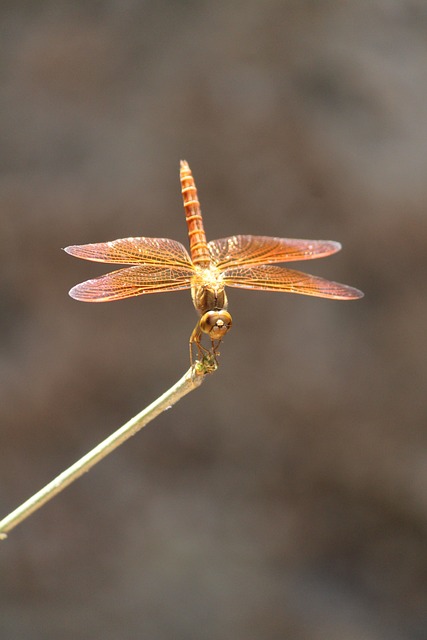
[0,357,217,539]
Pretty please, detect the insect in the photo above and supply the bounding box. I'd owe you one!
[65,160,363,363]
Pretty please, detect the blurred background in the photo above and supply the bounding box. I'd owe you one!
[1,1,426,638]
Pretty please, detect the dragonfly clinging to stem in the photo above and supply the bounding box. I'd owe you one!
[65,161,363,364]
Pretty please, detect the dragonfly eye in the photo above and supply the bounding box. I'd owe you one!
[200,310,232,339]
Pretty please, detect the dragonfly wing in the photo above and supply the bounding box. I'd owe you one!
[209,235,341,269]
[223,265,364,300]
[69,265,194,302]
[64,237,193,268]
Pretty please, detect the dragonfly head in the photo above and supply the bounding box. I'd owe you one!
[199,310,232,340]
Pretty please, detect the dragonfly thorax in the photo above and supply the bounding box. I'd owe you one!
[191,266,227,316]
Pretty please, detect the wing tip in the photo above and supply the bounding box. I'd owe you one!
[68,281,107,302]
[329,284,364,300]
[64,245,84,257]
[68,283,87,301]
[347,286,364,300]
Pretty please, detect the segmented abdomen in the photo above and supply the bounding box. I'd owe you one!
[180,160,210,267]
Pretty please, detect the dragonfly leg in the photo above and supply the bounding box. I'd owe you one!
[189,321,210,364]
[189,320,226,366]
[210,338,222,362]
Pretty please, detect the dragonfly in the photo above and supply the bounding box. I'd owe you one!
[65,160,363,363]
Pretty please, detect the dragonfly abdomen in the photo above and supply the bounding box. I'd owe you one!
[180,160,210,267]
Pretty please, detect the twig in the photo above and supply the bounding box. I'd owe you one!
[0,356,217,539]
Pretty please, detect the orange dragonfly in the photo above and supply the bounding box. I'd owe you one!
[65,160,363,363]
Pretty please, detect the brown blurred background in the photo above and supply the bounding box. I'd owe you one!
[1,2,426,638]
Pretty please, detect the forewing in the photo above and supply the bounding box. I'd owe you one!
[209,235,341,269]
[223,264,364,300]
[64,237,193,268]
[69,265,194,302]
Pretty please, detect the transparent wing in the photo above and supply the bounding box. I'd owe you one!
[68,265,194,302]
[64,237,193,268]
[208,235,341,269]
[223,264,364,300]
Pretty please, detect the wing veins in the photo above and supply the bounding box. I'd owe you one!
[209,235,341,269]
[65,237,193,268]
[69,264,194,302]
[223,264,364,300]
